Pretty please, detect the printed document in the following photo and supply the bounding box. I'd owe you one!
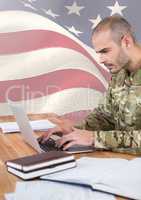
[0,119,55,133]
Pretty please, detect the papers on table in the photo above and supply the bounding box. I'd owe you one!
[5,181,115,200]
[5,156,141,200]
[41,157,141,200]
[5,193,15,200]
[0,119,56,133]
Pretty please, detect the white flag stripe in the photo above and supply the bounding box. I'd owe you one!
[0,10,106,71]
[1,88,102,115]
[0,11,107,116]
[0,48,108,88]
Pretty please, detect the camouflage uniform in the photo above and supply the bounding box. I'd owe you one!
[76,68,141,154]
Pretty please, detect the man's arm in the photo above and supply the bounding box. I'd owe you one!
[75,107,115,131]
[94,129,141,155]
[56,127,141,155]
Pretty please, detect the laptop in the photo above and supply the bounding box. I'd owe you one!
[8,101,94,154]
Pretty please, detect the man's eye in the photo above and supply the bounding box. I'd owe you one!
[102,50,108,53]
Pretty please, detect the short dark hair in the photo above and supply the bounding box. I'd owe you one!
[92,15,136,43]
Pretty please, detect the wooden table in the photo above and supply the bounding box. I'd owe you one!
[0,114,137,200]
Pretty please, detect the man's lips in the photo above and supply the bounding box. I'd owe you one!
[104,64,114,70]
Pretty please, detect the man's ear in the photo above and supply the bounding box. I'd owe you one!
[121,34,133,49]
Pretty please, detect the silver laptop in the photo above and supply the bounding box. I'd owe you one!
[8,101,94,154]
[8,101,61,153]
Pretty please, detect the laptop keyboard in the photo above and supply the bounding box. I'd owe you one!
[38,138,61,152]
[38,137,94,153]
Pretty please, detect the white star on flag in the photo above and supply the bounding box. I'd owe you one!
[65,1,84,16]
[107,1,127,16]
[89,15,102,29]
[42,9,59,18]
[27,0,36,3]
[66,26,83,36]
[22,2,37,11]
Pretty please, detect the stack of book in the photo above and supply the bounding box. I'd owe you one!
[6,151,76,180]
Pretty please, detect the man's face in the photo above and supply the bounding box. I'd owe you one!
[92,30,130,74]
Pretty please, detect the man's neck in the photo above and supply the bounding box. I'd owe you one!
[127,43,141,72]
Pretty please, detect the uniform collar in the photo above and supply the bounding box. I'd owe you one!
[125,68,141,86]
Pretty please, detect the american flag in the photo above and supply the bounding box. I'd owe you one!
[0,0,138,122]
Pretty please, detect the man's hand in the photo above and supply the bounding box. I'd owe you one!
[38,122,73,144]
[57,128,94,150]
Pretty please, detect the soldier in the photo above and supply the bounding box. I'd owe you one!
[41,15,141,154]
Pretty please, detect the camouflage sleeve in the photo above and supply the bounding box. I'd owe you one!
[74,107,115,131]
[95,130,141,155]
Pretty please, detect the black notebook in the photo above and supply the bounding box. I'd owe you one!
[6,151,76,180]
[6,151,75,171]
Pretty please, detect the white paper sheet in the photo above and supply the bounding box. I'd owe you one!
[4,193,15,200]
[41,157,128,185]
[41,157,141,200]
[14,180,115,200]
[0,119,56,133]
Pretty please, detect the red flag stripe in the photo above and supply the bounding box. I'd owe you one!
[0,30,110,81]
[0,69,106,102]
[63,110,91,123]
